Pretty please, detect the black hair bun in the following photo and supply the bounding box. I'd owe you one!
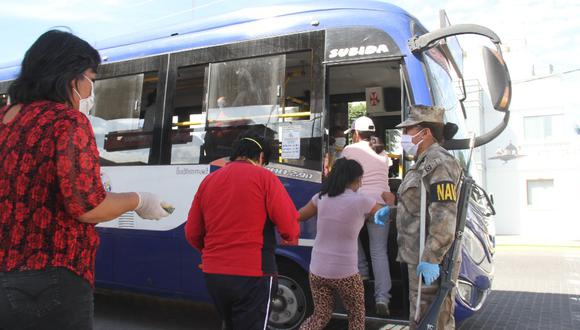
[443,122,458,140]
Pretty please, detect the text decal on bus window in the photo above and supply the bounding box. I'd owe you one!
[328,44,390,59]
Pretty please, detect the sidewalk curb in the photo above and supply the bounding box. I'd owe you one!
[495,244,580,249]
[494,236,580,249]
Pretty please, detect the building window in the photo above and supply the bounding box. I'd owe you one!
[523,115,563,141]
[526,179,554,206]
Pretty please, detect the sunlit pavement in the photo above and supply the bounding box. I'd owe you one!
[458,245,580,330]
[94,243,580,330]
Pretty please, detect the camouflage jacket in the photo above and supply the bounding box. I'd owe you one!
[396,143,462,265]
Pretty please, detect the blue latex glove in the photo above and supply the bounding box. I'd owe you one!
[373,206,390,226]
[416,261,440,285]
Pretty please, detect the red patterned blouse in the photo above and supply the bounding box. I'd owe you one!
[0,101,106,285]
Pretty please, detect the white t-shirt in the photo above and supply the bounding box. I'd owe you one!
[342,140,390,204]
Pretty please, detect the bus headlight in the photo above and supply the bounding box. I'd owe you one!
[457,279,489,310]
[463,227,486,265]
[457,280,473,305]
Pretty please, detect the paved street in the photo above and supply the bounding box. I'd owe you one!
[458,246,580,330]
[94,245,580,329]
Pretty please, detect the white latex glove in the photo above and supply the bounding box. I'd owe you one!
[135,192,172,220]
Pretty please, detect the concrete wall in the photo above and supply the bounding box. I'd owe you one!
[482,66,580,239]
[463,43,580,239]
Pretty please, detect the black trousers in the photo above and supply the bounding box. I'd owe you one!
[204,273,276,330]
[0,267,93,330]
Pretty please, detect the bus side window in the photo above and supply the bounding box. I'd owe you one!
[200,52,322,172]
[202,55,286,164]
[169,65,207,165]
[279,51,321,171]
[92,72,158,166]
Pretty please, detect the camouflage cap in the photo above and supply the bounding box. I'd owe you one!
[396,105,445,128]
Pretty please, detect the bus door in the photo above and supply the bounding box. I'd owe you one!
[326,59,409,319]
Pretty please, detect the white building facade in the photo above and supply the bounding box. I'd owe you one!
[475,47,580,239]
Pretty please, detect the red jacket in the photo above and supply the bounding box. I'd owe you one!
[185,160,300,276]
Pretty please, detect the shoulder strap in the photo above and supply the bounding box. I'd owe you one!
[415,178,427,322]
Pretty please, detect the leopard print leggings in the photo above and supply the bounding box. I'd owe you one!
[299,273,365,330]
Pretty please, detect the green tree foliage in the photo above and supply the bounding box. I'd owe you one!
[348,102,367,125]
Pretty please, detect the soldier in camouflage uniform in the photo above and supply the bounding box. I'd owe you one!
[395,105,462,330]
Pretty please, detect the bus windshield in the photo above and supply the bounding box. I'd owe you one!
[424,48,468,168]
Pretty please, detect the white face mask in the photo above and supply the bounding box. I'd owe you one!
[73,75,95,116]
[401,129,424,157]
[334,137,346,148]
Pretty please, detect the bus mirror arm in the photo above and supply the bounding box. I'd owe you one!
[408,24,502,53]
[443,111,510,150]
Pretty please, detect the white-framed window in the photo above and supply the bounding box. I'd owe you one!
[523,114,564,141]
[526,179,554,206]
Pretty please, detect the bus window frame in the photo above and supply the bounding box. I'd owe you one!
[95,54,170,165]
[165,30,327,172]
[323,58,411,177]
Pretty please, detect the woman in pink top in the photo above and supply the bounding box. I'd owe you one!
[298,158,390,330]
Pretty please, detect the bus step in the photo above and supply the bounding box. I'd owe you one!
[332,312,409,329]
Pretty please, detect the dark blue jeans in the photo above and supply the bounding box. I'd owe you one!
[0,267,93,330]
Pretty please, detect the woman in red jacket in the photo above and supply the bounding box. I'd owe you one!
[185,131,300,330]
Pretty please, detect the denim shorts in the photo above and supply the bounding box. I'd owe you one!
[0,267,93,330]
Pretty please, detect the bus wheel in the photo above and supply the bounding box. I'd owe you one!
[268,262,312,329]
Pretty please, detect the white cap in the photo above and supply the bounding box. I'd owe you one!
[344,116,376,134]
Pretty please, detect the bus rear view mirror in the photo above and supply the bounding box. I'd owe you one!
[409,24,512,150]
[483,46,511,112]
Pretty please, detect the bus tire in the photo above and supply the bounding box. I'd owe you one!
[268,259,313,330]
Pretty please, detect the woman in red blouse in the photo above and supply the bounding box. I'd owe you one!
[0,30,171,329]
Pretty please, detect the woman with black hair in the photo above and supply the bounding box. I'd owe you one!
[0,30,170,329]
[298,158,391,330]
[185,131,299,330]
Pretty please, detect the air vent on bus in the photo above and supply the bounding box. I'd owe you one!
[118,212,136,229]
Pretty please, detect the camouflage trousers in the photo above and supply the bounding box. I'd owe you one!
[407,264,456,330]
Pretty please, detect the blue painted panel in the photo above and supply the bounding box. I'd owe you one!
[113,232,181,292]
[454,300,473,323]
[179,230,211,301]
[276,246,312,271]
[95,232,113,282]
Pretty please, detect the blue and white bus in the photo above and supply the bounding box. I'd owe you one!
[0,1,510,328]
